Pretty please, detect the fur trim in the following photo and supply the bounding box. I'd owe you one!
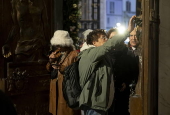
[50,30,73,47]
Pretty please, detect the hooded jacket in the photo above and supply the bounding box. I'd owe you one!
[78,31,130,112]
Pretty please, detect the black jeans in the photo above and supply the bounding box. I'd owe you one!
[108,86,130,115]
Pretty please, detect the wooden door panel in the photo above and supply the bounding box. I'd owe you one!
[129,0,159,114]
[129,96,143,115]
[6,62,50,115]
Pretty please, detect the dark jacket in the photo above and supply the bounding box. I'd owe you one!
[113,44,139,88]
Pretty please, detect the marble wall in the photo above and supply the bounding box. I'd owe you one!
[159,1,170,115]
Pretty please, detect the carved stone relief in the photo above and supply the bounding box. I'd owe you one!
[6,62,50,115]
[7,68,29,92]
[2,0,50,62]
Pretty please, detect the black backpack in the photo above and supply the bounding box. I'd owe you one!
[62,59,81,109]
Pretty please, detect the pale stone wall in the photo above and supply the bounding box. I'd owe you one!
[159,1,170,115]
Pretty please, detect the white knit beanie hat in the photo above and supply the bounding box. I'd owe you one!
[50,30,74,47]
[82,29,93,40]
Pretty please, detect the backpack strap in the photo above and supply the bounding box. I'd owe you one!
[58,52,69,65]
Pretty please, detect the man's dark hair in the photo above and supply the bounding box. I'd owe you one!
[86,29,106,45]
[106,28,117,38]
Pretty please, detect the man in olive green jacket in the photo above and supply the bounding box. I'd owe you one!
[78,16,136,115]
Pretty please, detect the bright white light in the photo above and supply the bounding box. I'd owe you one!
[117,26,126,34]
[116,23,121,27]
[124,37,129,44]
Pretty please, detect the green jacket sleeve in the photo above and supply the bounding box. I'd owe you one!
[87,31,130,62]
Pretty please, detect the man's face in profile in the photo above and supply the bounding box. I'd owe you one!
[93,35,108,47]
[129,30,139,47]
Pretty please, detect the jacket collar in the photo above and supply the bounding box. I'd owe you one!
[80,42,95,52]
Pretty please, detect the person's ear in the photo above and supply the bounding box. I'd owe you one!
[92,41,96,45]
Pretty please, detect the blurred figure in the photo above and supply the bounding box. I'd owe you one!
[46,30,81,115]
[80,29,93,52]
[82,29,93,41]
[0,90,17,115]
[106,28,118,39]
[108,28,140,115]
